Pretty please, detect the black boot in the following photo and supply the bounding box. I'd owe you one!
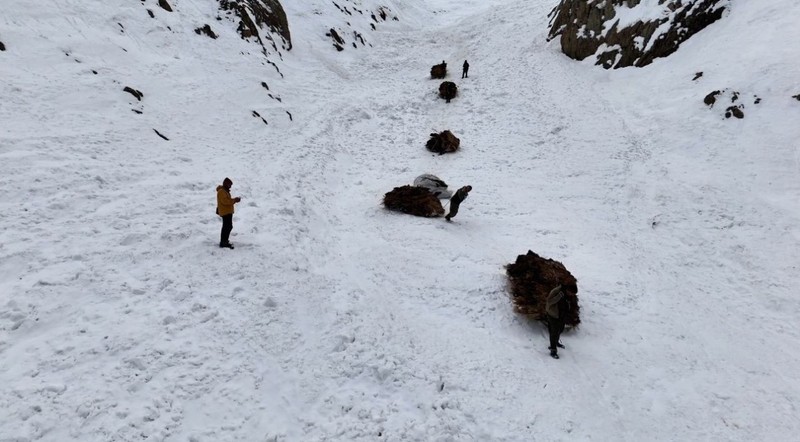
[550,350,559,359]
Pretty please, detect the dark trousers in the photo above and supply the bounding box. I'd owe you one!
[446,200,461,220]
[548,316,565,351]
[220,214,233,245]
[462,69,468,78]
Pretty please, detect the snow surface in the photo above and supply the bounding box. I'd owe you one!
[1,0,799,440]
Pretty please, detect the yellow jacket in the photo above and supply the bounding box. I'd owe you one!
[217,186,235,216]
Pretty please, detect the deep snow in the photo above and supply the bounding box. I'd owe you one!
[1,0,799,441]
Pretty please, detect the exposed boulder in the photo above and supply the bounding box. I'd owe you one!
[0,41,5,51]
[506,250,581,326]
[158,0,173,12]
[383,185,445,218]
[548,0,728,69]
[195,24,219,39]
[704,88,759,119]
[220,0,292,51]
[725,105,744,119]
[703,90,721,107]
[425,130,460,155]
[123,86,143,101]
[431,61,447,79]
[327,28,345,51]
[439,81,457,103]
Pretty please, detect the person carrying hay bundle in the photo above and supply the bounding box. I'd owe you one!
[546,283,570,359]
[505,250,581,357]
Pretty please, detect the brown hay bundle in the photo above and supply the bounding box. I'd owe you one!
[383,185,445,217]
[439,81,457,102]
[430,62,447,79]
[505,250,581,326]
[425,130,460,155]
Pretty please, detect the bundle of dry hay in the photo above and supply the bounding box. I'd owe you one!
[439,81,457,102]
[430,62,447,79]
[505,250,581,326]
[425,130,460,155]
[383,185,445,217]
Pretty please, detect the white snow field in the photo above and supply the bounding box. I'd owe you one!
[1,0,799,440]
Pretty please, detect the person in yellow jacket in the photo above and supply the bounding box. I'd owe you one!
[216,177,241,249]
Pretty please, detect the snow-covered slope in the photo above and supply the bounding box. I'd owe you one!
[1,0,799,441]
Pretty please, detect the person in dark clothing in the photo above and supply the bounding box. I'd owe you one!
[216,177,241,249]
[462,60,469,78]
[445,185,472,221]
[546,284,569,359]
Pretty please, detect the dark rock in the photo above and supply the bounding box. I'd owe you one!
[153,129,169,140]
[328,28,344,49]
[147,9,154,18]
[0,41,5,51]
[252,110,268,125]
[725,106,744,119]
[158,0,173,12]
[793,94,800,101]
[123,86,143,101]
[693,72,703,81]
[195,24,218,39]
[703,90,721,107]
[220,0,292,51]
[548,0,727,69]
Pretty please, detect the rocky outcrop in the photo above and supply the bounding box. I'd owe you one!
[325,1,397,51]
[548,0,728,69]
[220,0,291,52]
[703,88,760,119]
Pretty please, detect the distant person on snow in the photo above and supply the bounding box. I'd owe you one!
[216,177,241,249]
[445,185,472,221]
[546,283,570,359]
[462,60,469,78]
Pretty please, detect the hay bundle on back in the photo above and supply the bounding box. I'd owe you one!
[425,130,460,155]
[506,250,581,326]
[383,185,445,217]
[439,81,457,102]
[430,61,447,79]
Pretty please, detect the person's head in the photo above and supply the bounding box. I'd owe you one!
[223,177,233,190]
[464,185,472,192]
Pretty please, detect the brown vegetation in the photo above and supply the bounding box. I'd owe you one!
[383,185,444,218]
[426,130,460,155]
[431,62,447,79]
[506,250,581,326]
[439,81,457,102]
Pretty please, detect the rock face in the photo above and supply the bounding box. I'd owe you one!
[548,0,728,69]
[220,0,291,51]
